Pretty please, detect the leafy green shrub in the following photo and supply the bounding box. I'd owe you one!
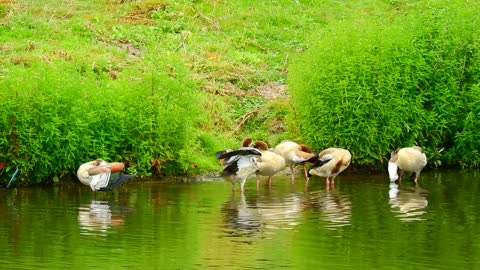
[0,56,205,184]
[288,0,480,167]
[454,83,480,167]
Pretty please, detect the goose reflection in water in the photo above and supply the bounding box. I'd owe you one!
[304,185,352,230]
[221,191,304,240]
[255,192,302,230]
[221,193,262,240]
[78,200,125,236]
[389,182,428,222]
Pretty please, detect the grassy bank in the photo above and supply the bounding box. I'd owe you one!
[0,0,334,184]
[1,0,478,185]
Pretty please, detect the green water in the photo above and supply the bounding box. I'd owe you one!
[1,170,480,269]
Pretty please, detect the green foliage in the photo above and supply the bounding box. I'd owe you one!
[0,57,203,183]
[454,83,480,167]
[0,0,355,185]
[288,0,480,167]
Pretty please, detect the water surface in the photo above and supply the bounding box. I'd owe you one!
[1,170,480,269]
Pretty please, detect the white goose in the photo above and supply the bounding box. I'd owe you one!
[388,146,427,184]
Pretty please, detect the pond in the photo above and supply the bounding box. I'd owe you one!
[1,169,480,269]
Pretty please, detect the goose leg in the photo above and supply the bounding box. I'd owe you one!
[303,165,309,180]
[268,176,272,188]
[414,172,420,185]
[290,165,295,183]
[326,180,335,191]
[256,175,260,190]
[331,175,336,186]
[240,179,246,193]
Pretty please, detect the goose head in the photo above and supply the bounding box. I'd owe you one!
[388,150,399,182]
[253,140,269,151]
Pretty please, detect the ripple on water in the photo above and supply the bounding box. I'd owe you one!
[78,200,126,237]
[219,191,305,240]
[303,187,352,230]
[1,171,478,270]
[388,182,428,222]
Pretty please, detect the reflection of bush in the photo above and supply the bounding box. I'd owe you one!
[0,58,206,183]
[288,1,480,168]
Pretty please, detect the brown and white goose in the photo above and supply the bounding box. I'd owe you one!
[216,138,253,166]
[77,159,134,193]
[308,148,351,185]
[388,146,427,184]
[215,138,262,193]
[252,140,286,188]
[273,140,317,182]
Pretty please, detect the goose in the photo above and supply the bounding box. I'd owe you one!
[77,159,134,192]
[388,146,427,184]
[252,140,286,188]
[273,140,317,182]
[216,137,253,166]
[215,141,262,193]
[308,148,351,185]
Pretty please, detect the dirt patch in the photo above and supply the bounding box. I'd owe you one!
[42,50,73,63]
[203,81,288,99]
[117,39,142,57]
[256,82,288,99]
[11,56,31,67]
[267,117,286,134]
[120,1,167,25]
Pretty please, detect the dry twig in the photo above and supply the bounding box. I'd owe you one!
[231,106,261,134]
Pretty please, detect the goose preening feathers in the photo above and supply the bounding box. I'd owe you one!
[252,141,286,188]
[216,139,262,193]
[308,148,351,185]
[273,140,317,182]
[77,159,134,192]
[388,146,427,184]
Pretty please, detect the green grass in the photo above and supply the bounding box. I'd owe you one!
[1,0,478,184]
[0,0,335,183]
[0,0,333,136]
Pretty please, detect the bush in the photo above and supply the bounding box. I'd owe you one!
[288,0,480,167]
[0,57,205,184]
